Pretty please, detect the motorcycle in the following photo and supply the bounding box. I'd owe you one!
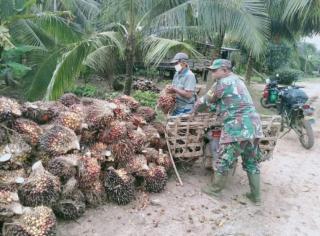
[278,84,315,149]
[260,78,280,108]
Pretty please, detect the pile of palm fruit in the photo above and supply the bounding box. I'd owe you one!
[0,93,173,235]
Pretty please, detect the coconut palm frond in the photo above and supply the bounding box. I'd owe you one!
[33,12,83,44]
[44,41,93,100]
[27,49,63,101]
[142,36,201,66]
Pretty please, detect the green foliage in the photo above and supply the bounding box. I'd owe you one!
[265,42,292,72]
[271,68,303,85]
[70,84,97,97]
[104,91,122,100]
[6,62,31,79]
[132,90,159,108]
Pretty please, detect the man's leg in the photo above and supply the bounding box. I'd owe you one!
[202,142,240,196]
[241,139,261,204]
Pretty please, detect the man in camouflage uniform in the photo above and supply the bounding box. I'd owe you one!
[194,59,263,204]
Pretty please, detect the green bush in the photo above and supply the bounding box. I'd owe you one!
[271,68,303,85]
[133,90,159,108]
[70,85,97,97]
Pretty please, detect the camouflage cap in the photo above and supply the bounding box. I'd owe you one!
[170,52,189,64]
[208,59,232,70]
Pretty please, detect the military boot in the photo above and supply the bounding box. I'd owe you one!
[202,172,227,197]
[246,173,261,205]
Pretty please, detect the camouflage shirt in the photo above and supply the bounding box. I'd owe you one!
[200,74,263,144]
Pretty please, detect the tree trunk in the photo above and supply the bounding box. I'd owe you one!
[124,34,135,95]
[245,50,253,85]
[211,32,225,63]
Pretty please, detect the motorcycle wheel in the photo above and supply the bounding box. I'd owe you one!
[298,119,314,149]
[260,98,269,108]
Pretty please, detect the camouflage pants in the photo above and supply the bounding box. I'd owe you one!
[215,139,261,175]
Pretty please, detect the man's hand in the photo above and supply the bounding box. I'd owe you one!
[166,85,176,94]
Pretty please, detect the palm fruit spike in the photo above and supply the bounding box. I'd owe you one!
[53,199,85,220]
[98,121,127,145]
[125,154,149,176]
[157,86,176,114]
[47,155,78,184]
[0,97,21,122]
[18,161,61,207]
[118,95,140,111]
[111,140,134,165]
[112,99,131,120]
[13,118,43,146]
[141,147,159,163]
[3,206,57,236]
[156,149,172,171]
[84,99,115,129]
[128,114,147,127]
[39,125,80,156]
[55,111,82,133]
[80,128,99,147]
[78,156,101,189]
[144,166,167,193]
[104,167,135,205]
[22,101,67,124]
[142,125,161,149]
[89,142,111,165]
[82,179,105,207]
[127,128,147,153]
[59,93,80,107]
[135,106,156,122]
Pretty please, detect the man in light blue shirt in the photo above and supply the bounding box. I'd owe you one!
[167,52,197,116]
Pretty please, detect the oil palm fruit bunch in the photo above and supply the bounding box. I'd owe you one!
[135,106,156,122]
[127,128,147,153]
[0,168,26,191]
[18,161,61,207]
[98,121,127,144]
[157,86,176,114]
[0,190,21,222]
[80,128,99,147]
[0,134,32,170]
[128,114,147,127]
[104,167,135,205]
[142,125,161,149]
[125,154,149,176]
[151,121,166,137]
[0,125,8,144]
[144,166,167,193]
[39,125,80,156]
[13,118,43,146]
[59,93,80,107]
[0,97,22,122]
[82,179,105,207]
[3,206,57,236]
[141,147,159,163]
[111,99,131,120]
[84,99,115,129]
[78,157,101,189]
[53,199,85,220]
[118,95,140,111]
[22,101,66,124]
[111,140,134,165]
[47,155,78,184]
[89,142,111,165]
[156,149,172,172]
[55,111,83,133]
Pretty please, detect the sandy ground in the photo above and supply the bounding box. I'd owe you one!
[58,80,320,236]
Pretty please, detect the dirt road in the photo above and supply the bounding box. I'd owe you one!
[59,80,320,236]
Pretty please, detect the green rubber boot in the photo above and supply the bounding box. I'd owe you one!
[202,172,227,197]
[246,173,261,205]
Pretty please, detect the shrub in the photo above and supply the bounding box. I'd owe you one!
[132,90,159,108]
[270,68,303,85]
[70,85,97,97]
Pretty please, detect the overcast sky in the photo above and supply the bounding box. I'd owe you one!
[304,35,320,50]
